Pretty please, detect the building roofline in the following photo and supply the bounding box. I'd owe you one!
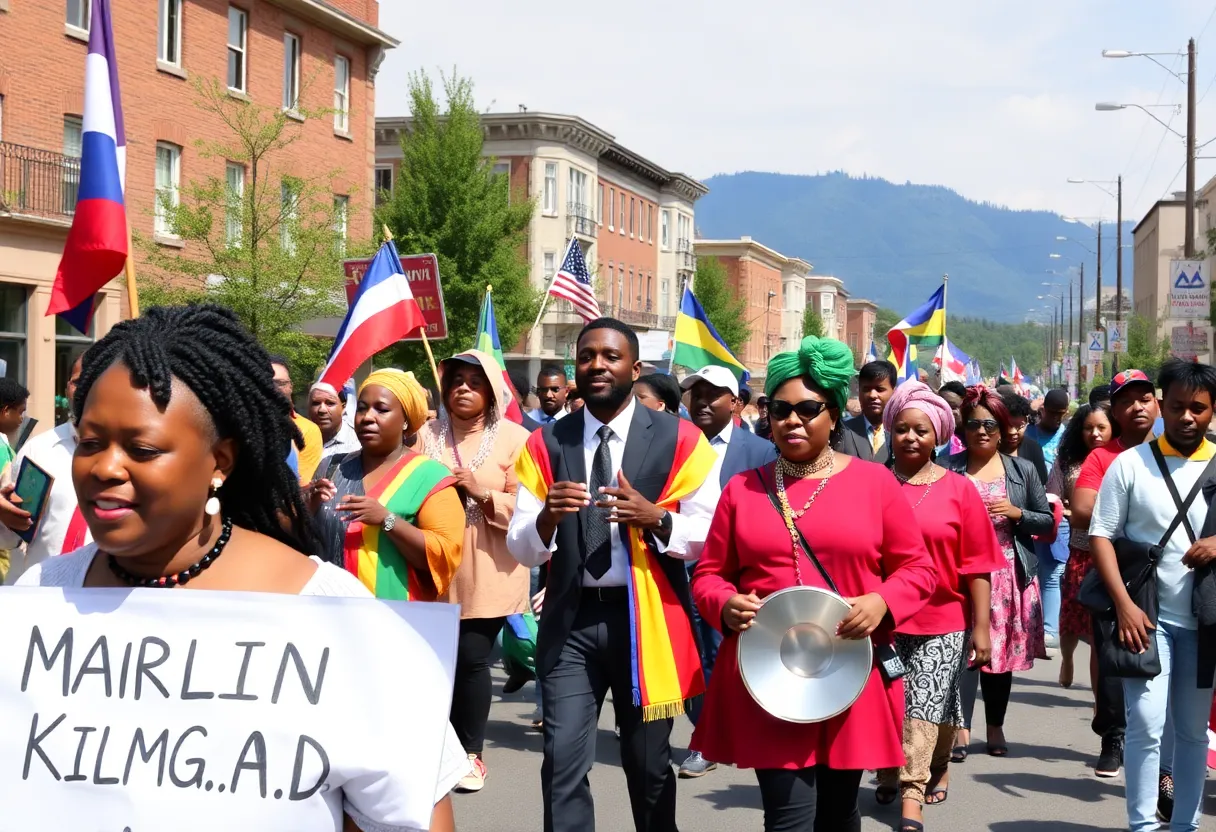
[1132,198,1186,237]
[695,237,811,272]
[268,0,399,47]
[846,297,879,310]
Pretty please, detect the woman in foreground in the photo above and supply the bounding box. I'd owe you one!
[691,336,936,832]
[18,305,466,831]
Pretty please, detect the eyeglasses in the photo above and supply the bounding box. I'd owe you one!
[768,398,829,421]
[965,418,1000,433]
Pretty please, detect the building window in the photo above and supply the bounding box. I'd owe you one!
[628,268,634,308]
[544,252,556,280]
[568,167,588,215]
[598,183,604,225]
[66,0,89,31]
[608,263,614,303]
[0,286,26,386]
[282,33,301,111]
[63,116,83,215]
[661,210,670,250]
[333,195,348,254]
[158,0,183,66]
[646,274,652,310]
[154,142,181,235]
[660,278,670,318]
[280,180,298,254]
[333,55,350,132]
[56,307,93,422]
[227,7,247,92]
[374,165,393,205]
[629,197,635,237]
[225,161,244,247]
[542,162,557,215]
[619,198,625,235]
[677,213,691,248]
[608,189,615,231]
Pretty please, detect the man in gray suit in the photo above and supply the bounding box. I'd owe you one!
[844,359,897,464]
[677,365,777,778]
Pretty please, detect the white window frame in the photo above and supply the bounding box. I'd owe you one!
[542,162,557,216]
[544,252,556,279]
[158,0,183,67]
[608,189,615,231]
[333,195,349,253]
[660,277,671,318]
[66,0,90,32]
[333,55,351,132]
[280,180,299,254]
[154,142,182,236]
[629,197,635,238]
[227,7,248,93]
[598,184,604,225]
[568,167,588,215]
[225,162,244,247]
[647,205,653,243]
[619,198,625,236]
[62,116,83,215]
[374,165,393,204]
[661,210,670,250]
[282,33,301,111]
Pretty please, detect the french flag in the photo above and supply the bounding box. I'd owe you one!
[47,0,127,334]
[318,239,426,388]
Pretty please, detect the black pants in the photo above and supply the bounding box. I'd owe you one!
[540,591,677,832]
[450,616,506,756]
[1092,663,1127,740]
[960,668,1013,729]
[755,766,863,832]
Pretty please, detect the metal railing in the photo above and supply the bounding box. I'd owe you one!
[567,201,597,240]
[675,238,696,271]
[0,142,80,219]
[602,304,658,327]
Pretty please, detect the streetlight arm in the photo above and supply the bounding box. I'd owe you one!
[1129,104,1186,138]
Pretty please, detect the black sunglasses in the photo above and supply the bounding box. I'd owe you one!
[965,418,1000,433]
[768,398,829,421]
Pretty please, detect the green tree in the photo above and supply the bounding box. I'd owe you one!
[1125,313,1171,376]
[691,256,749,354]
[802,306,825,339]
[138,78,353,389]
[377,70,536,374]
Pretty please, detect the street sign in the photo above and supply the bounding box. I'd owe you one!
[1168,259,1210,319]
[1087,331,1106,353]
[1062,355,1076,372]
[1107,323,1128,354]
[343,254,448,340]
[1170,324,1211,361]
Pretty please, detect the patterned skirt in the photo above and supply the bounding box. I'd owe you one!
[894,631,969,727]
[1060,546,1093,640]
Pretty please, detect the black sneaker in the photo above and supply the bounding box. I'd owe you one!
[1157,771,1174,823]
[1095,734,1123,778]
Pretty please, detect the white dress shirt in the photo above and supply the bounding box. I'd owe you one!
[322,421,361,457]
[527,407,565,425]
[708,420,734,460]
[0,422,90,584]
[507,398,721,587]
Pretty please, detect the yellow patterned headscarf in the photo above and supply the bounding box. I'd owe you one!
[360,369,429,434]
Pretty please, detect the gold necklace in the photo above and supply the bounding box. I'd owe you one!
[899,465,942,510]
[775,453,834,586]
[893,460,935,486]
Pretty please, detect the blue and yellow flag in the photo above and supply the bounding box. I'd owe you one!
[887,284,945,385]
[672,286,750,382]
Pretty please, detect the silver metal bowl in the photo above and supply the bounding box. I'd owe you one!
[737,585,873,724]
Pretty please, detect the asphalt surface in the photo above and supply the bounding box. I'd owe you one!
[453,642,1216,830]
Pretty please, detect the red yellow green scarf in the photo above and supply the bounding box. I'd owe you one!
[343,450,454,600]
[516,419,716,720]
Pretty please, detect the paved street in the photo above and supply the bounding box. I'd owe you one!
[454,642,1216,831]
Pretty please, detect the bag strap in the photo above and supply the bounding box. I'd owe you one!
[1149,440,1216,547]
[758,469,842,595]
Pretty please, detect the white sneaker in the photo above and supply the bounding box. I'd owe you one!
[456,754,486,792]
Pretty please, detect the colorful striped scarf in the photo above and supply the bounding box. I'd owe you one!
[343,450,455,600]
[516,419,716,721]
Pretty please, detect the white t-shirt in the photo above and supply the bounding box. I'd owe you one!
[17,548,471,831]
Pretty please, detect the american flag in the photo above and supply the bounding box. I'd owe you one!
[549,238,601,321]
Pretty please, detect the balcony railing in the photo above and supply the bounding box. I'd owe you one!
[675,238,696,272]
[0,142,80,220]
[602,304,658,328]
[567,201,597,240]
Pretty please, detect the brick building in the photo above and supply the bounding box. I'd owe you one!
[375,112,705,376]
[845,297,878,363]
[0,0,394,428]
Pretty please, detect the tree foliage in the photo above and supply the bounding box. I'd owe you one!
[137,78,353,389]
[802,307,825,339]
[1125,313,1171,377]
[377,70,536,374]
[691,256,749,355]
[874,308,1047,380]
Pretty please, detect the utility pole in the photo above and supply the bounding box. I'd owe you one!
[1186,37,1198,258]
[1068,279,1074,368]
[1096,222,1103,331]
[1078,263,1085,379]
[1114,175,1123,374]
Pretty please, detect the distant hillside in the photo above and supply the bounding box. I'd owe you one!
[694,172,1132,323]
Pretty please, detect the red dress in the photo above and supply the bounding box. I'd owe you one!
[690,459,938,771]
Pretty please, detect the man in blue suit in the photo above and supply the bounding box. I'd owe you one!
[676,365,777,778]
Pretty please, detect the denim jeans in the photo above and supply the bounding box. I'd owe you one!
[1035,525,1069,640]
[686,561,722,726]
[1122,621,1213,831]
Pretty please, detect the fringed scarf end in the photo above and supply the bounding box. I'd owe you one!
[641,699,689,722]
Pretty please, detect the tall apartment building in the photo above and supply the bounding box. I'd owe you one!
[0,0,393,427]
[693,236,811,389]
[374,112,706,375]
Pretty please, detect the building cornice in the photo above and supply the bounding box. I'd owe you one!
[266,0,398,47]
[1131,199,1185,237]
[846,297,879,312]
[696,237,809,273]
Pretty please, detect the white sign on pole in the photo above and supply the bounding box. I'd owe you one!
[636,330,673,363]
[0,587,459,831]
[1168,259,1210,319]
[1062,355,1077,373]
[1087,331,1106,353]
[1107,323,1128,354]
[1170,324,1212,360]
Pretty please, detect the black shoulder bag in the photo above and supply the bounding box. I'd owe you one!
[1078,441,1216,678]
[758,470,906,682]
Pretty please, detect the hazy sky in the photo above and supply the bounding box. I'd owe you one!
[376,1,1216,225]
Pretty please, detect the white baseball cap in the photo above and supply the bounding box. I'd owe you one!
[679,365,739,397]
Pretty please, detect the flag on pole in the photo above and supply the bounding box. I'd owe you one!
[549,238,600,321]
[933,338,971,385]
[864,341,879,365]
[965,358,983,386]
[887,284,946,386]
[47,0,128,334]
[317,240,427,388]
[474,287,524,424]
[672,285,750,382]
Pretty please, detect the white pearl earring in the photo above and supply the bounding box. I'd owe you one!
[205,477,223,516]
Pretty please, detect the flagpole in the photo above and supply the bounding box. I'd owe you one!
[527,237,572,344]
[382,224,441,392]
[124,220,140,318]
[941,273,948,347]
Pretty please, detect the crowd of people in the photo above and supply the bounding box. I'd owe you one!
[4,304,1216,832]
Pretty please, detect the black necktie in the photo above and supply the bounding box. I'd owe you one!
[584,425,613,579]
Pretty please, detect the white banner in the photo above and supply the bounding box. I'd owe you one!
[1171,324,1212,360]
[1169,259,1210,320]
[636,330,673,363]
[0,587,459,831]
[1086,331,1106,353]
[1107,323,1128,354]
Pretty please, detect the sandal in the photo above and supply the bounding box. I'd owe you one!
[900,820,924,832]
[986,743,1008,757]
[950,745,968,763]
[925,787,948,805]
[875,786,898,806]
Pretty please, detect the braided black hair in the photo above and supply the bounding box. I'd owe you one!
[73,305,318,556]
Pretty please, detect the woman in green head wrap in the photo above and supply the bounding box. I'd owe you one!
[688,335,937,831]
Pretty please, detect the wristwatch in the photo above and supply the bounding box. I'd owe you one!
[383,513,397,533]
[656,509,673,535]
